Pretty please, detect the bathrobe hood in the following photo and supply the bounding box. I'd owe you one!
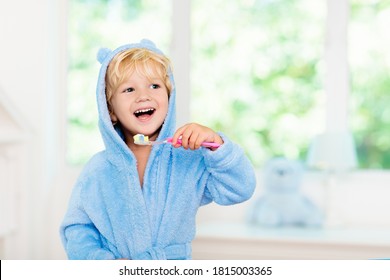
[96,39,176,166]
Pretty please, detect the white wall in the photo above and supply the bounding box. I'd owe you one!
[0,0,70,259]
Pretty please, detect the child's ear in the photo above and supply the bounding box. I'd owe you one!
[110,112,118,125]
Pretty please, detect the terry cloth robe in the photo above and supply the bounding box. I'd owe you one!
[60,39,256,260]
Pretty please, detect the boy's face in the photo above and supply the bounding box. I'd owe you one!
[110,71,169,142]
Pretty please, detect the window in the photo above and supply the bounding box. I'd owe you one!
[191,0,390,169]
[68,0,390,170]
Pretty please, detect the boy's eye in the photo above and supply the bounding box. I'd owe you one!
[123,87,134,93]
[150,84,160,89]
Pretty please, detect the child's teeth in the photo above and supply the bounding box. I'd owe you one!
[136,109,152,113]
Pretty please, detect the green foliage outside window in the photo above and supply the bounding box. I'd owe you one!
[191,0,326,167]
[350,0,390,168]
[68,0,390,169]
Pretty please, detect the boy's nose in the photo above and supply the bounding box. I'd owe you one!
[136,90,151,102]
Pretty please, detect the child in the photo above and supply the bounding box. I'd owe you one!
[60,39,256,260]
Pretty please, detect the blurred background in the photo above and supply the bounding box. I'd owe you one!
[1,0,390,259]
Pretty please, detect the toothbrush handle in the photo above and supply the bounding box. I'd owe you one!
[166,138,221,148]
[199,141,221,148]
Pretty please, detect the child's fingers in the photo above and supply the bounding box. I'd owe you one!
[180,126,196,149]
[173,123,199,150]
[172,123,221,150]
[188,131,203,150]
[172,124,188,148]
[191,132,206,150]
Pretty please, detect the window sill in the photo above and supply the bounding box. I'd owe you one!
[193,222,390,259]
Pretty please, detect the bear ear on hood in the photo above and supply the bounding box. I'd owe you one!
[97,47,112,64]
[140,38,156,48]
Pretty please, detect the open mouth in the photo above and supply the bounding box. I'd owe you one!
[134,108,156,118]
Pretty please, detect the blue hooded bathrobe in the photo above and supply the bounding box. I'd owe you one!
[60,39,256,260]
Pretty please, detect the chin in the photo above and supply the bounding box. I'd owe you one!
[139,126,163,138]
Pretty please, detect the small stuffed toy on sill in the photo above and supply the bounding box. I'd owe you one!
[249,157,323,227]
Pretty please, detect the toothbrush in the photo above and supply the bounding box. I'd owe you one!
[133,134,221,148]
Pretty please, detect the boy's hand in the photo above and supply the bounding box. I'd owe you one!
[172,123,224,150]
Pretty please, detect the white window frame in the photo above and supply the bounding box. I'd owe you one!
[325,0,349,133]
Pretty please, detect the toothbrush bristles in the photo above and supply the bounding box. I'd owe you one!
[133,133,150,145]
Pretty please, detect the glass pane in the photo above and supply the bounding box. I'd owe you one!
[67,0,171,165]
[191,0,326,167]
[350,0,390,169]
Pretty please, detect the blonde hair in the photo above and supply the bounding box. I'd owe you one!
[105,48,172,115]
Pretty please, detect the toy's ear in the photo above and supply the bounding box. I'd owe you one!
[97,47,112,64]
